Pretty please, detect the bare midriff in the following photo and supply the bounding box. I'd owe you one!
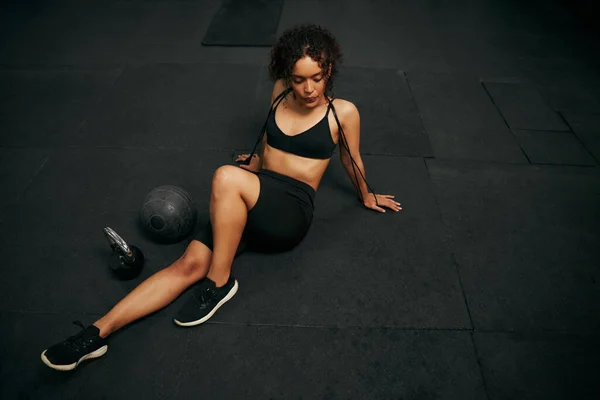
[259,97,340,191]
[261,144,331,191]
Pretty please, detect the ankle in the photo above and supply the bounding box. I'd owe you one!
[92,321,112,339]
[206,274,229,288]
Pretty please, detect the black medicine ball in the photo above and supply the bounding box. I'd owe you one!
[140,185,197,243]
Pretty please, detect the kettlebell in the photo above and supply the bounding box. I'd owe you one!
[103,227,144,280]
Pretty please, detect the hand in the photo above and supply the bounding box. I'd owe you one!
[235,153,260,172]
[364,194,402,213]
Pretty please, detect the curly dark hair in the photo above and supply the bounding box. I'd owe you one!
[269,24,342,96]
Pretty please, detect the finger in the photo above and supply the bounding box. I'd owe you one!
[378,194,401,206]
[385,200,402,211]
[369,205,386,213]
[380,196,401,206]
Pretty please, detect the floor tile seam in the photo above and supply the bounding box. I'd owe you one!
[173,330,192,400]
[479,80,532,164]
[190,323,600,335]
[3,311,599,335]
[523,160,599,167]
[469,331,492,400]
[13,154,51,204]
[399,69,437,156]
[423,157,475,331]
[202,322,475,332]
[432,152,600,170]
[557,110,600,165]
[74,67,125,136]
[511,127,573,133]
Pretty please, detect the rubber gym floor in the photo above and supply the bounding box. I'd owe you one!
[1,1,599,399]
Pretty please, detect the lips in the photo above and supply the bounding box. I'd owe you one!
[304,97,317,103]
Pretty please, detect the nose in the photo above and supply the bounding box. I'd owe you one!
[304,81,313,94]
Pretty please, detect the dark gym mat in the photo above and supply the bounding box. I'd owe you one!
[0,1,271,66]
[335,67,432,156]
[202,0,284,47]
[440,32,523,77]
[215,156,470,329]
[126,1,271,65]
[483,81,570,131]
[0,2,143,66]
[562,112,600,162]
[0,68,121,147]
[518,58,600,113]
[0,312,188,399]
[0,148,232,314]
[277,0,450,71]
[474,332,600,400]
[512,129,596,166]
[428,160,600,331]
[0,148,51,209]
[78,63,265,149]
[177,325,487,399]
[407,72,526,163]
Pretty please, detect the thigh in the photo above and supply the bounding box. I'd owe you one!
[212,165,261,211]
[243,175,313,252]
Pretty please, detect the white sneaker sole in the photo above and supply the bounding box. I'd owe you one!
[40,345,108,371]
[174,280,239,327]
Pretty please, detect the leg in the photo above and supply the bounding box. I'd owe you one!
[41,239,213,371]
[96,165,258,335]
[93,240,213,338]
[205,165,260,287]
[171,165,260,327]
[41,165,260,370]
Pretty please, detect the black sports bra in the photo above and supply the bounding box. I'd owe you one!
[265,91,336,160]
[244,88,379,205]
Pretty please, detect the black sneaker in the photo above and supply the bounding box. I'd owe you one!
[41,321,108,371]
[174,277,238,327]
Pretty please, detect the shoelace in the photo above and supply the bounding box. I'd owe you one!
[65,320,92,349]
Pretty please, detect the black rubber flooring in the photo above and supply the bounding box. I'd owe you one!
[1,0,599,399]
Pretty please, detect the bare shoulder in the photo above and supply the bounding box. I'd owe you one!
[330,98,359,125]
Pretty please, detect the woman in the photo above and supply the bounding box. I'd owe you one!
[41,24,402,371]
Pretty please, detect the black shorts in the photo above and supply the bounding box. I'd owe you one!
[192,168,316,256]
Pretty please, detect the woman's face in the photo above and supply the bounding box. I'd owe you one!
[289,56,328,108]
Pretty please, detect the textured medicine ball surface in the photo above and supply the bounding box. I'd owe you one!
[140,185,197,243]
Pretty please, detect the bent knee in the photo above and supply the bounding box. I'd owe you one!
[175,241,211,277]
[212,165,249,190]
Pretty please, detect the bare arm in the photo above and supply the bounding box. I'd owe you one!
[338,101,402,213]
[338,101,370,202]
